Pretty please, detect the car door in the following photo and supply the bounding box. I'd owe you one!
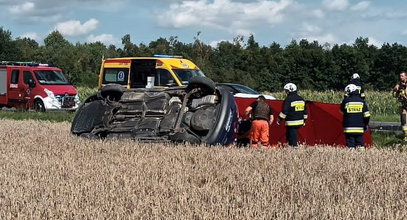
[7,68,25,106]
[22,70,35,106]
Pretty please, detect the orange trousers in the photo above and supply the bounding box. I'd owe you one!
[249,120,269,146]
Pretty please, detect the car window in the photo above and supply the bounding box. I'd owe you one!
[23,71,34,84]
[234,84,259,94]
[155,69,175,86]
[103,68,129,85]
[172,69,205,84]
[11,70,19,84]
[219,84,238,94]
[34,70,70,85]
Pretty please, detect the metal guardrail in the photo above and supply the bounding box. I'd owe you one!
[369,121,400,131]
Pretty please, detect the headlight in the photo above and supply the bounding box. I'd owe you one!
[44,88,55,99]
[74,94,80,104]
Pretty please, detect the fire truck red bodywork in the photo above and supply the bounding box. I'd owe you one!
[0,63,79,111]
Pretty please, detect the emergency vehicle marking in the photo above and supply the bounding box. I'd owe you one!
[180,61,189,68]
[291,101,305,111]
[345,102,363,113]
[118,71,125,81]
[10,84,18,88]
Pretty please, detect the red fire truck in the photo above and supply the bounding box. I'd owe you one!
[0,61,80,111]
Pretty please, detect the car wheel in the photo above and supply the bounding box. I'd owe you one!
[99,84,125,101]
[187,76,216,95]
[169,131,201,145]
[34,99,45,112]
[203,88,238,145]
[71,100,114,136]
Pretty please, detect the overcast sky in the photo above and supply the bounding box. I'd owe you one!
[1,0,406,47]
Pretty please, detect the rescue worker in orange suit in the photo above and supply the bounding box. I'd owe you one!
[277,83,307,147]
[243,95,274,147]
[392,71,407,141]
[349,73,366,99]
[340,84,371,148]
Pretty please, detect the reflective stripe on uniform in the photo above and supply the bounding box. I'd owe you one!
[279,112,286,119]
[403,126,407,131]
[291,100,305,111]
[364,111,371,117]
[345,102,364,106]
[286,119,304,126]
[344,127,364,133]
[345,102,364,113]
[304,114,308,119]
[291,100,305,106]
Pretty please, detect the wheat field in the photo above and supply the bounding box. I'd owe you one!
[1,119,407,219]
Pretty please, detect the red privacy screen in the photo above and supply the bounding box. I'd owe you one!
[234,97,373,147]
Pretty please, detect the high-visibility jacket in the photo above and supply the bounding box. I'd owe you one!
[393,81,407,109]
[340,93,370,134]
[251,100,273,121]
[350,79,365,98]
[278,92,307,126]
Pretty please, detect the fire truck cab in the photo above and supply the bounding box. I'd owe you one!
[0,61,80,111]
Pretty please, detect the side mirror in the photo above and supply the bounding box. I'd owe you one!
[28,79,36,88]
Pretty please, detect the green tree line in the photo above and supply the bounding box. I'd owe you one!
[1,27,406,91]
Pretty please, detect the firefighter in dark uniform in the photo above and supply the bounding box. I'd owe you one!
[277,83,307,147]
[243,95,274,147]
[392,72,407,141]
[340,84,370,148]
[349,73,366,99]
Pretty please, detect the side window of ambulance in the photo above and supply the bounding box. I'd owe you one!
[11,70,19,84]
[23,71,34,84]
[103,68,129,85]
[155,69,174,86]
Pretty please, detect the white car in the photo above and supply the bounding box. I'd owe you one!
[216,83,276,100]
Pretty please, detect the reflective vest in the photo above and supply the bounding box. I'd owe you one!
[252,100,272,121]
[393,81,407,109]
[340,94,370,134]
[278,92,307,126]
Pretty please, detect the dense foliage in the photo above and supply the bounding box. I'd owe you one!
[1,27,406,91]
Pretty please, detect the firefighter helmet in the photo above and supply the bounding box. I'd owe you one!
[351,73,360,79]
[283,83,297,92]
[345,84,358,94]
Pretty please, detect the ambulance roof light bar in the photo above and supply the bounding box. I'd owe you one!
[153,54,183,59]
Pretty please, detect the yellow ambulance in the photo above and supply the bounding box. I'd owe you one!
[98,55,205,88]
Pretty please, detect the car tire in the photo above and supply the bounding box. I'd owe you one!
[99,84,125,101]
[34,99,45,112]
[169,131,201,144]
[71,100,113,135]
[186,76,216,95]
[203,88,238,145]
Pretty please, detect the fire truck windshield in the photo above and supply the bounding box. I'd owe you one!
[34,70,70,85]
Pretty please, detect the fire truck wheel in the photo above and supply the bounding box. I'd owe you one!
[34,99,45,112]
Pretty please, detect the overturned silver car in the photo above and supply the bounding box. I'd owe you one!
[71,77,238,145]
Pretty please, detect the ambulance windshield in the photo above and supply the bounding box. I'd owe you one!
[172,69,205,84]
[34,70,70,85]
